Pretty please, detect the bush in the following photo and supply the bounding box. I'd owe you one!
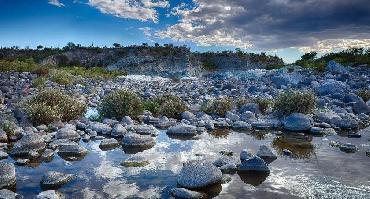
[99,90,143,120]
[356,89,370,102]
[26,89,86,125]
[201,97,233,117]
[273,91,315,116]
[1,121,17,137]
[50,70,73,85]
[31,77,46,88]
[253,97,272,114]
[34,66,49,77]
[147,94,187,119]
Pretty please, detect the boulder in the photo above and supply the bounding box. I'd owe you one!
[315,80,348,96]
[326,60,349,74]
[40,171,73,190]
[88,122,112,135]
[181,111,196,121]
[239,156,269,172]
[0,189,22,199]
[177,160,222,189]
[0,130,7,143]
[225,112,240,122]
[256,145,277,163]
[0,162,16,189]
[57,142,88,157]
[0,151,8,160]
[232,121,252,130]
[55,126,80,141]
[135,124,158,136]
[11,134,46,158]
[121,133,155,148]
[169,188,207,199]
[352,100,370,115]
[339,143,358,153]
[37,190,63,199]
[99,138,119,150]
[111,124,127,138]
[166,124,198,137]
[121,116,134,126]
[240,149,252,161]
[282,113,312,131]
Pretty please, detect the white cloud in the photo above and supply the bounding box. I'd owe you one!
[48,0,65,7]
[299,39,370,53]
[88,0,169,23]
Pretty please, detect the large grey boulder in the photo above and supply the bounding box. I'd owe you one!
[99,138,119,150]
[352,100,370,115]
[166,124,198,137]
[37,190,63,199]
[11,134,46,158]
[121,116,134,126]
[121,133,155,148]
[181,111,196,121]
[0,189,22,199]
[282,113,312,131]
[57,142,88,158]
[0,162,16,189]
[55,125,80,141]
[315,80,348,96]
[110,124,127,138]
[239,155,269,172]
[40,171,73,190]
[177,160,222,189]
[169,188,207,199]
[135,124,158,136]
[256,145,277,163]
[88,122,112,135]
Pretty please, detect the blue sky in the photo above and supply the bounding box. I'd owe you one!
[1,0,370,63]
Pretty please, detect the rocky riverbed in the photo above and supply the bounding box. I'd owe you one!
[1,61,370,198]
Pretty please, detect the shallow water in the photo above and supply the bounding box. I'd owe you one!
[4,129,370,198]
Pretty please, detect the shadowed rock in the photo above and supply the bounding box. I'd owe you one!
[256,145,277,164]
[0,162,16,189]
[41,171,74,190]
[239,155,269,172]
[11,134,46,159]
[169,188,207,199]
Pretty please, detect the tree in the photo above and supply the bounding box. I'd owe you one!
[154,43,160,47]
[301,52,317,61]
[37,45,44,50]
[113,43,121,48]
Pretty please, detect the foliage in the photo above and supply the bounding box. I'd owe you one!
[142,100,160,115]
[31,77,47,88]
[1,120,16,137]
[150,94,188,119]
[0,58,39,72]
[356,89,370,102]
[59,66,126,79]
[253,97,272,114]
[201,97,233,117]
[50,70,73,85]
[295,52,326,71]
[202,59,217,71]
[34,66,49,77]
[26,89,86,125]
[273,91,316,116]
[98,90,143,120]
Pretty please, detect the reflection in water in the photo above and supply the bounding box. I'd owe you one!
[122,145,154,154]
[272,133,314,159]
[190,183,223,198]
[237,171,270,186]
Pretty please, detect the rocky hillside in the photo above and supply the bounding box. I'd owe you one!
[0,45,284,77]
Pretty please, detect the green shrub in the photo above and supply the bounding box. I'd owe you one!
[356,89,370,102]
[201,97,233,117]
[0,58,39,72]
[1,120,17,137]
[253,97,272,114]
[273,91,315,116]
[202,59,217,71]
[98,90,143,120]
[142,100,160,115]
[150,94,187,119]
[26,89,86,125]
[59,66,126,79]
[31,77,46,88]
[50,70,73,85]
[34,66,49,77]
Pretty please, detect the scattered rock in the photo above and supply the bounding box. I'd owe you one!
[166,124,198,137]
[57,142,88,158]
[37,190,63,199]
[256,145,277,163]
[0,189,22,199]
[41,171,74,190]
[239,155,269,172]
[0,151,8,160]
[0,162,16,189]
[11,134,46,159]
[121,133,155,149]
[282,113,312,131]
[110,124,127,138]
[135,124,158,136]
[99,138,119,150]
[177,160,222,189]
[55,126,80,141]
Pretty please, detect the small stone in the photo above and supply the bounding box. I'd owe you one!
[282,113,312,131]
[339,143,358,153]
[239,156,269,172]
[220,163,237,174]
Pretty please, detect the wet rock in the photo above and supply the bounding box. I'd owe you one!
[283,149,292,156]
[135,124,158,136]
[40,171,73,190]
[55,126,80,141]
[88,122,112,135]
[239,155,269,172]
[121,133,155,149]
[232,121,252,130]
[220,163,238,174]
[309,127,325,136]
[57,142,88,158]
[282,113,312,131]
[15,159,30,166]
[0,151,8,160]
[111,124,127,138]
[37,190,63,199]
[240,149,252,161]
[99,138,119,150]
[240,111,256,122]
[167,124,198,137]
[252,119,280,130]
[213,156,236,167]
[169,188,207,199]
[221,174,232,184]
[0,162,16,189]
[0,130,7,143]
[225,112,240,122]
[256,145,277,163]
[339,143,358,153]
[121,156,149,167]
[41,149,54,162]
[0,189,22,199]
[11,134,46,158]
[177,160,222,189]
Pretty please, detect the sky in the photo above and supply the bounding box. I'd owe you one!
[1,0,370,63]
